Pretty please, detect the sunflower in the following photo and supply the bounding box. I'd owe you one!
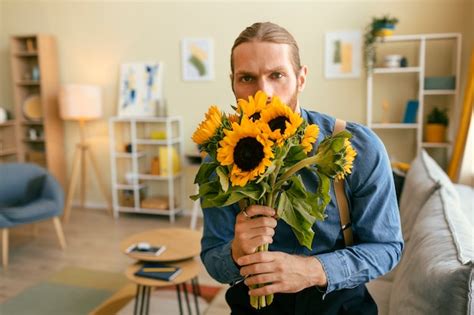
[259,96,303,146]
[192,106,222,145]
[336,139,357,181]
[301,124,320,153]
[217,116,274,187]
[237,90,268,121]
[228,113,240,124]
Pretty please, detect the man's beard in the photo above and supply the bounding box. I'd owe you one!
[285,84,299,112]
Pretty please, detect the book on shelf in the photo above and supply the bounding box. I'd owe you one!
[125,242,166,256]
[134,262,182,281]
[403,100,419,123]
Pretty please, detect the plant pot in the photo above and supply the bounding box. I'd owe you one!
[375,23,395,37]
[425,124,446,143]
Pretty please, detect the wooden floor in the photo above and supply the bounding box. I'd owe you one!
[0,208,223,304]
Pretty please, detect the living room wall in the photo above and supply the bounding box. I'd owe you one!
[0,0,471,207]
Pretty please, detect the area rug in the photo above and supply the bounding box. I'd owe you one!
[0,266,223,315]
[0,266,129,315]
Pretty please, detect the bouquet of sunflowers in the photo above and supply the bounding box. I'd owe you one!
[191,91,356,309]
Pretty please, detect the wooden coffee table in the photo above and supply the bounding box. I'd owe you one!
[125,259,201,315]
[120,228,201,262]
[121,228,203,315]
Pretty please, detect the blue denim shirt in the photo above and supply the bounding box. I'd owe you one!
[200,108,403,295]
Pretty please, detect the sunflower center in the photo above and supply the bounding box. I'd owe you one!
[249,112,261,121]
[233,137,264,171]
[268,116,289,134]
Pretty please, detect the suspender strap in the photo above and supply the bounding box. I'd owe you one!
[333,119,354,246]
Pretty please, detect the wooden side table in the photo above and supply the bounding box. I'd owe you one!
[122,228,203,315]
[120,228,201,262]
[126,259,201,315]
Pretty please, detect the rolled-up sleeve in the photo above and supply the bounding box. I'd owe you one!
[200,203,243,284]
[316,124,404,295]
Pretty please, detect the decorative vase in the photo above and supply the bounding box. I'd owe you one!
[425,124,446,143]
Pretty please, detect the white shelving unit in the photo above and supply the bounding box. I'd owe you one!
[109,116,184,222]
[367,33,462,166]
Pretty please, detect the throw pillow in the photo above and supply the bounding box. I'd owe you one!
[398,150,451,242]
[389,187,473,314]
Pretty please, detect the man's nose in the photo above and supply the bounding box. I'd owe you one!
[257,79,273,99]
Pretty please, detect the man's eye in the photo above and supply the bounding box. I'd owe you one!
[239,76,254,83]
[271,72,283,79]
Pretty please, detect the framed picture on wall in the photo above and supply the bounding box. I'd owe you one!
[324,31,362,79]
[181,38,214,81]
[118,62,164,117]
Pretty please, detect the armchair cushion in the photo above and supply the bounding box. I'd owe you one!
[0,163,64,228]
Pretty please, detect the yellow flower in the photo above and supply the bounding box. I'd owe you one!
[237,90,268,121]
[259,96,303,146]
[228,113,240,124]
[336,139,357,181]
[217,116,274,187]
[301,124,319,153]
[192,106,222,145]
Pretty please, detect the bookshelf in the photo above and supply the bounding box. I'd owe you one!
[109,116,185,222]
[367,33,462,168]
[7,34,65,188]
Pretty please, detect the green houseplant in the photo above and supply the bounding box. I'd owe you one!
[425,107,449,143]
[364,15,399,71]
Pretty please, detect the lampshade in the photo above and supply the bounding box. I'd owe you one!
[59,84,102,120]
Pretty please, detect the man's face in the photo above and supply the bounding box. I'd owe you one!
[231,41,307,111]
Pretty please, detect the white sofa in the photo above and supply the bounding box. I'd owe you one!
[366,150,473,314]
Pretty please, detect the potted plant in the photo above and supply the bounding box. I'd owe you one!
[425,107,449,143]
[364,15,399,71]
[373,15,399,36]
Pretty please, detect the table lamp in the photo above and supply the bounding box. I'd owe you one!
[59,84,112,223]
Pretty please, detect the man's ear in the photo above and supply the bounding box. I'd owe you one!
[297,65,308,92]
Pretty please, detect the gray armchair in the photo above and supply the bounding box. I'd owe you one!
[0,163,67,268]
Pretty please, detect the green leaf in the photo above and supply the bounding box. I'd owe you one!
[189,193,200,201]
[194,162,218,184]
[198,182,266,208]
[277,191,315,250]
[304,173,331,220]
[285,145,307,164]
[216,166,229,192]
[287,176,308,199]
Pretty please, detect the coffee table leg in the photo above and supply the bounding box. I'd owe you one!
[194,277,201,296]
[134,285,146,315]
[140,285,147,315]
[183,283,192,315]
[176,284,184,315]
[144,286,151,315]
[191,277,200,315]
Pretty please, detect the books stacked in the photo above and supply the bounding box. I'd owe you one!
[134,262,182,281]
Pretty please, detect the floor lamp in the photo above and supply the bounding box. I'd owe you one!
[59,84,112,223]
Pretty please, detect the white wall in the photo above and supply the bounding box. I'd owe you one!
[1,1,472,206]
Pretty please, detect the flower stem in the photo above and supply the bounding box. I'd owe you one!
[274,153,321,189]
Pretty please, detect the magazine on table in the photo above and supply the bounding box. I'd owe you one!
[125,242,166,256]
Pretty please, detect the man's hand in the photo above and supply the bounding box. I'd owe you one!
[231,205,277,263]
[238,251,328,296]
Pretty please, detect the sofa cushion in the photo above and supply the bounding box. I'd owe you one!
[399,150,452,242]
[454,184,474,226]
[389,187,473,314]
[366,278,393,315]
